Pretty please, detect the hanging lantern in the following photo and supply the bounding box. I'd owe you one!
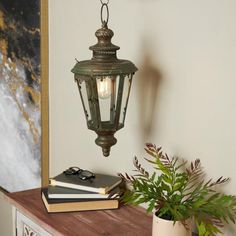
[71,1,138,157]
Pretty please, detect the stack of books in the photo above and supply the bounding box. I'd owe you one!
[41,172,122,213]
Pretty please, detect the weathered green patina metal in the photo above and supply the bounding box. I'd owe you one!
[71,2,137,157]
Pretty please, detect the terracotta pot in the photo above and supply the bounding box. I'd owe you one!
[152,213,192,236]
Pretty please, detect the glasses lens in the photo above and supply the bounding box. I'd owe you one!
[64,167,80,175]
[78,170,95,180]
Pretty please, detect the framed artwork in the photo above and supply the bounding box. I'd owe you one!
[0,0,49,192]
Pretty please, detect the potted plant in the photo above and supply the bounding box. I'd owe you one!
[119,143,236,236]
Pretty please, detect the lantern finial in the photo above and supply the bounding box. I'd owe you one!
[95,133,117,157]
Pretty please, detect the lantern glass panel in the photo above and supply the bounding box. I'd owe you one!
[119,74,133,126]
[96,75,118,123]
[77,79,92,122]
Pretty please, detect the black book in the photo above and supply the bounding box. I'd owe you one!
[41,188,119,213]
[48,185,120,199]
[49,172,122,194]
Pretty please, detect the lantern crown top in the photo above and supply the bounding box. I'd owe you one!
[71,2,137,77]
[89,2,120,60]
[95,23,113,39]
[89,23,120,61]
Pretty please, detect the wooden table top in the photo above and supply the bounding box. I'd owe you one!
[5,188,152,236]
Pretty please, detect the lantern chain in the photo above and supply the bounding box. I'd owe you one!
[100,2,109,26]
[100,0,109,4]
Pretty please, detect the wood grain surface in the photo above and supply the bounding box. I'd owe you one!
[5,188,152,236]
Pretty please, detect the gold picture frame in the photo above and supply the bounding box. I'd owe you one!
[41,0,49,187]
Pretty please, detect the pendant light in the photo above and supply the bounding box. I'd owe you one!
[71,0,138,157]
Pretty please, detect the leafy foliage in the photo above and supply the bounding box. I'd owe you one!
[119,143,236,236]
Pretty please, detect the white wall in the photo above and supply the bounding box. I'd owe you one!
[0,191,13,235]
[49,0,236,235]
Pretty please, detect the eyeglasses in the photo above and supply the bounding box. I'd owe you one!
[63,167,95,180]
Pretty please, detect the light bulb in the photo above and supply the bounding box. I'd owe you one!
[97,77,112,99]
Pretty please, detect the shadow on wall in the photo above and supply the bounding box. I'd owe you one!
[137,40,162,143]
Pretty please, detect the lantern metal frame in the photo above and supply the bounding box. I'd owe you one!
[71,2,138,156]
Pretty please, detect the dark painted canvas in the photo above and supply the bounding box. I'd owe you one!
[0,0,42,192]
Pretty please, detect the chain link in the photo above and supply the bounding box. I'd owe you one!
[101,3,109,25]
[100,0,109,5]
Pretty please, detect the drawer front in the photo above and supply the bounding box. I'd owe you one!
[16,210,52,236]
